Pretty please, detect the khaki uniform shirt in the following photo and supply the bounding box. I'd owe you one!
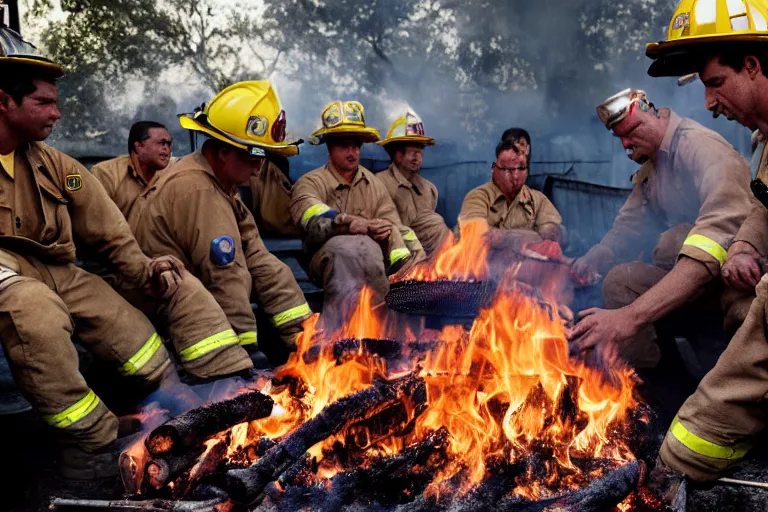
[248,161,299,237]
[130,151,309,337]
[0,142,150,285]
[374,164,450,256]
[91,154,167,220]
[290,163,416,266]
[598,110,752,276]
[459,181,562,234]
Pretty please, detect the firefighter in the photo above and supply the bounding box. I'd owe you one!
[290,101,423,329]
[645,0,768,489]
[247,155,300,237]
[567,88,752,369]
[459,129,564,243]
[91,121,253,380]
[375,111,450,257]
[0,27,181,479]
[130,81,312,353]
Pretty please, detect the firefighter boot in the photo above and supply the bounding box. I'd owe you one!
[59,433,143,480]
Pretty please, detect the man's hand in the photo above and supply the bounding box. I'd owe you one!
[368,219,393,241]
[147,255,184,299]
[334,213,370,235]
[722,242,762,292]
[570,256,601,286]
[566,306,641,355]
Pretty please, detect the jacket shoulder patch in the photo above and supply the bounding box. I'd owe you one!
[65,174,82,191]
[210,236,236,266]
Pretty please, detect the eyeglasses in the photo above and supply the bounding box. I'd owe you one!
[492,162,528,173]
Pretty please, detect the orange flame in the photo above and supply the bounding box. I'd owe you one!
[398,219,490,281]
[138,223,641,503]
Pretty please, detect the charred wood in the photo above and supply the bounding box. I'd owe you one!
[500,460,644,512]
[146,391,273,456]
[302,338,440,365]
[321,427,450,508]
[146,448,205,490]
[224,374,427,503]
[49,496,226,511]
[173,439,229,499]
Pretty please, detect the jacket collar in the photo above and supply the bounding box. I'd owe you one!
[327,161,369,188]
[658,109,683,156]
[489,179,533,206]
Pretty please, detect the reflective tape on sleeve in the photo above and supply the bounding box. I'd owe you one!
[669,416,751,460]
[272,303,312,327]
[403,229,418,242]
[178,329,239,363]
[301,204,332,227]
[238,331,258,346]
[682,234,727,266]
[119,333,163,376]
[43,389,101,429]
[389,247,411,266]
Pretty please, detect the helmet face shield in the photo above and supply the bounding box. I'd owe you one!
[596,89,649,129]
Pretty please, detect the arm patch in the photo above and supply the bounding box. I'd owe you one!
[210,236,236,266]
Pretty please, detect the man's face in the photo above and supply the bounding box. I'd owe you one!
[492,149,528,199]
[611,111,657,164]
[394,145,424,174]
[328,138,362,173]
[0,80,61,142]
[219,146,265,186]
[135,128,173,170]
[700,56,760,129]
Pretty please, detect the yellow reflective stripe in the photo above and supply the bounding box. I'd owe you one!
[669,416,751,460]
[272,303,311,327]
[43,389,101,429]
[403,229,418,242]
[238,331,258,346]
[120,333,162,376]
[301,203,332,227]
[178,329,239,363]
[389,247,411,266]
[683,234,727,266]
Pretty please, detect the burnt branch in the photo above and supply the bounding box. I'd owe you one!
[146,391,273,456]
[224,373,427,503]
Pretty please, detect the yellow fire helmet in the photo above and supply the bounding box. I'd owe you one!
[0,26,65,78]
[377,111,435,147]
[179,81,301,157]
[647,0,768,77]
[309,100,380,145]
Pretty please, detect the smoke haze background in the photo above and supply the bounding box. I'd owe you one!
[21,0,752,189]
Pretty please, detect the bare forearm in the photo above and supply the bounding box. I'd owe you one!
[628,256,712,325]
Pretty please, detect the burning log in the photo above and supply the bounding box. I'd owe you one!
[224,373,427,503]
[500,460,645,512]
[146,391,273,456]
[324,427,450,508]
[146,448,205,490]
[173,439,229,499]
[301,338,440,365]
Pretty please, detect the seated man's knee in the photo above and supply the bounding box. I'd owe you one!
[602,263,639,309]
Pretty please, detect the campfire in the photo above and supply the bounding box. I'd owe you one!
[56,221,656,511]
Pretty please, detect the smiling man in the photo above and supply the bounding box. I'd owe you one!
[568,88,752,369]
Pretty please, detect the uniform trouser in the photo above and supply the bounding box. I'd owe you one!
[601,223,733,369]
[0,256,171,452]
[117,269,252,379]
[660,273,768,480]
[308,235,389,332]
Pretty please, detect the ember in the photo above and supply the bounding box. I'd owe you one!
[116,222,649,511]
